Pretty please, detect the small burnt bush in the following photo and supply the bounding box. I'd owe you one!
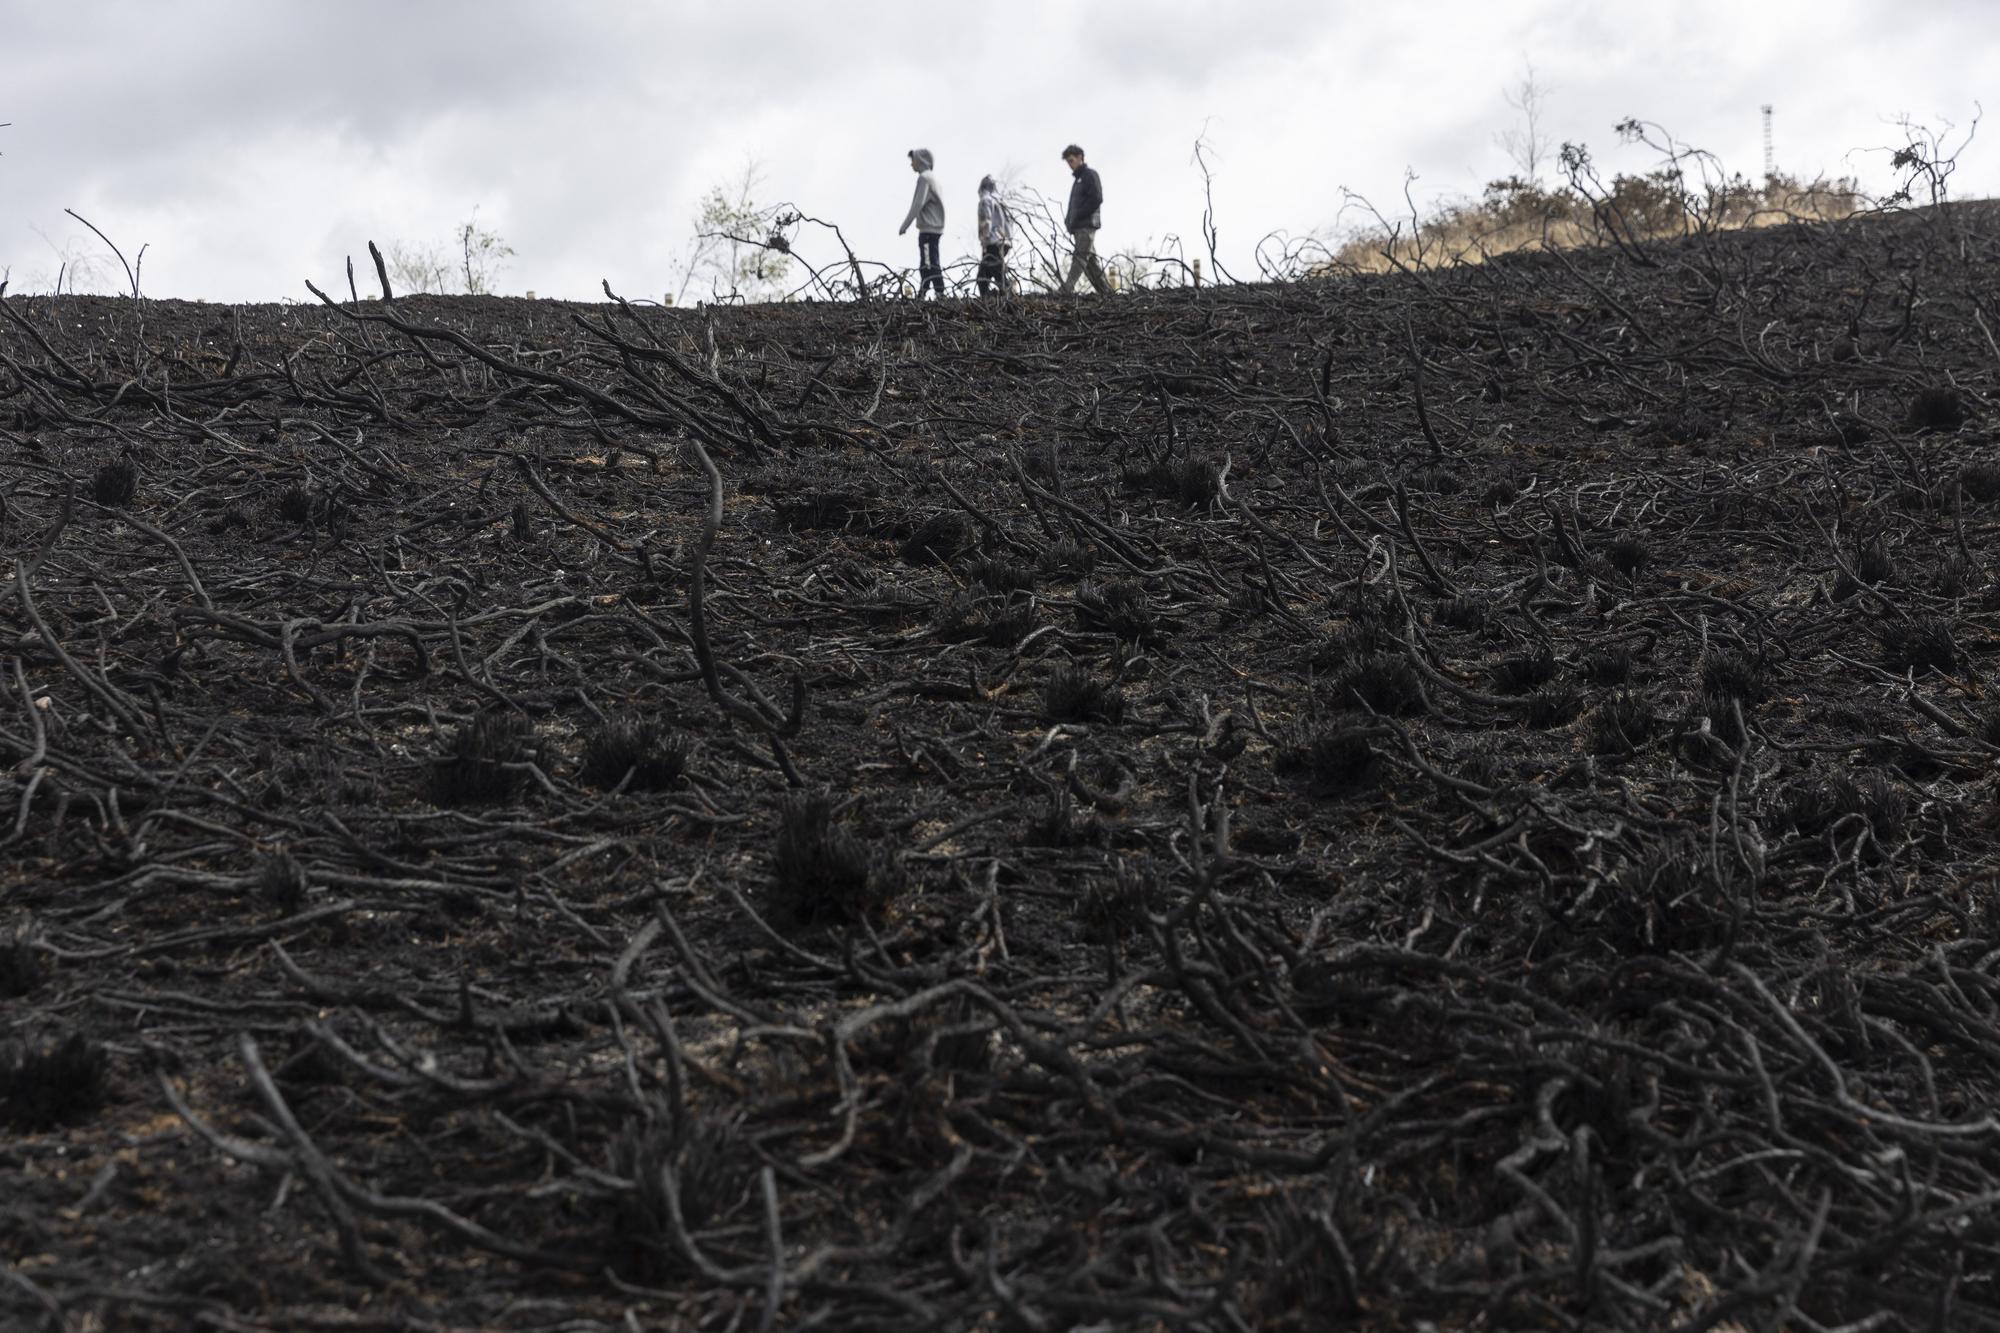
[1482,478,1521,507]
[1854,541,1898,586]
[606,1112,747,1280]
[936,592,1038,647]
[1604,534,1648,576]
[1124,456,1223,507]
[1312,619,1400,672]
[295,751,380,806]
[1232,820,1304,856]
[1600,842,1734,953]
[1457,752,1505,788]
[1526,683,1584,729]
[1044,665,1125,725]
[1675,693,1748,767]
[1960,461,2000,505]
[433,712,534,805]
[899,512,975,564]
[967,554,1036,593]
[1075,580,1157,643]
[580,717,689,790]
[1587,693,1655,755]
[1873,739,1948,782]
[773,488,866,532]
[1021,441,1062,482]
[1881,616,1960,676]
[1276,727,1381,797]
[0,934,49,999]
[510,500,536,543]
[1079,860,1163,938]
[1906,386,1967,432]
[877,998,996,1082]
[205,503,252,536]
[276,484,315,525]
[1437,594,1489,630]
[768,794,904,932]
[272,485,352,536]
[256,849,309,913]
[1039,538,1097,579]
[1253,1191,1367,1323]
[931,590,983,641]
[1583,646,1635,685]
[93,458,138,507]
[1224,580,1269,623]
[0,1033,109,1130]
[855,578,929,623]
[1346,582,1402,630]
[1938,555,1976,598]
[1772,770,1908,839]
[1700,648,1772,703]
[1817,413,1871,446]
[1332,652,1428,716]
[1491,649,1557,694]
[1701,691,1748,749]
[976,600,1039,647]
[1023,788,1100,848]
[1405,465,1463,496]
[1654,408,1718,446]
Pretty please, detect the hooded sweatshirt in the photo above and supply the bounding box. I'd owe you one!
[901,149,946,235]
[977,177,1010,248]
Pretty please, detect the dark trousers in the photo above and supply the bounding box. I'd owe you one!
[916,232,943,297]
[977,243,1008,295]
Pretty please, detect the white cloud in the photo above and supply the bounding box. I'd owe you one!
[3,0,1992,300]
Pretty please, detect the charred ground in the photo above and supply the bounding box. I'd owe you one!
[3,203,2000,1330]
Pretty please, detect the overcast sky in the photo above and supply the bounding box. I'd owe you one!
[3,0,1993,303]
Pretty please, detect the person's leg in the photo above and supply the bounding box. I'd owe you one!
[921,233,944,297]
[977,244,1000,295]
[1060,232,1086,293]
[1079,229,1110,295]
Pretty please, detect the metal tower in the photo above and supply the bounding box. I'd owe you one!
[1761,105,1774,179]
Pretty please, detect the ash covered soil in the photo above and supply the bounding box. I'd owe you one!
[4,205,2000,1331]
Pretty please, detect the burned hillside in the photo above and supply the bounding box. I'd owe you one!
[3,202,2000,1330]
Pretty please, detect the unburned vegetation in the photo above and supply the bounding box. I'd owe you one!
[2,198,2000,1329]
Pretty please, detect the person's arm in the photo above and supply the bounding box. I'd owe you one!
[900,177,931,235]
[1082,169,1104,220]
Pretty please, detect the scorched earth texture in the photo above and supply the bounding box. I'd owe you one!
[3,202,2000,1330]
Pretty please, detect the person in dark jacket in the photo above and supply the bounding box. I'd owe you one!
[976,175,1010,296]
[1058,144,1109,295]
[899,148,946,298]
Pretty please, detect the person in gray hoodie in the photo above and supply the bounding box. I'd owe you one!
[899,148,946,298]
[976,175,1010,296]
